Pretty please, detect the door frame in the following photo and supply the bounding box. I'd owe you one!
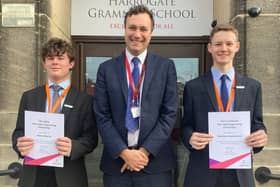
[71,36,212,90]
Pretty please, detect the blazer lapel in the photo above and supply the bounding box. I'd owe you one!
[234,73,246,111]
[203,72,219,112]
[37,86,47,112]
[61,87,78,135]
[116,53,128,104]
[142,53,156,98]
[62,87,77,120]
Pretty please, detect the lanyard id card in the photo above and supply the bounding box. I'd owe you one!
[131,106,140,118]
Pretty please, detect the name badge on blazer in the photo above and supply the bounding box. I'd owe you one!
[236,85,245,89]
[64,104,73,109]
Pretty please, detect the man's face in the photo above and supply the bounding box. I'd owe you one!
[208,31,240,66]
[124,13,153,56]
[43,53,74,83]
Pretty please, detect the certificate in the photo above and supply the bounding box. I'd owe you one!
[24,111,64,167]
[208,111,251,169]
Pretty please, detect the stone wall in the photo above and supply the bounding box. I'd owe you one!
[245,1,280,186]
[0,0,72,186]
[0,0,38,186]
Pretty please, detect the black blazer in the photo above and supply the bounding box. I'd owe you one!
[180,71,266,187]
[12,86,98,187]
[94,52,178,175]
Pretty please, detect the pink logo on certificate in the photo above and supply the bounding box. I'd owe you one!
[209,152,251,169]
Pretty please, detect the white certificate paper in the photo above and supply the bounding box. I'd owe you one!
[208,111,251,169]
[24,111,64,167]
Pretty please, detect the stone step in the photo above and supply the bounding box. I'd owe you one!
[254,148,280,168]
[263,114,280,147]
[256,180,280,187]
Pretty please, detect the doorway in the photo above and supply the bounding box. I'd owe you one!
[71,35,212,186]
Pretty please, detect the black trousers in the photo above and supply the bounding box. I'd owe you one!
[34,167,57,187]
[215,170,240,187]
[103,170,172,187]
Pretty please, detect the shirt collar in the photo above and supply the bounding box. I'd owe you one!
[48,79,71,90]
[125,48,147,65]
[211,66,235,83]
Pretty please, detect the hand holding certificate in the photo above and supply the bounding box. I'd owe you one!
[24,111,64,167]
[208,111,251,169]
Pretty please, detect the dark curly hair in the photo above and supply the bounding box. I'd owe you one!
[41,37,74,62]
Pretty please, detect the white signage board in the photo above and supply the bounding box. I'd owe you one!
[71,0,213,36]
[2,3,35,27]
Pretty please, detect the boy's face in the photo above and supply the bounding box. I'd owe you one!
[208,31,240,66]
[43,53,74,83]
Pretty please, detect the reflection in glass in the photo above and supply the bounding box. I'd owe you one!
[171,58,199,84]
[86,57,111,95]
[171,57,199,112]
[85,57,199,95]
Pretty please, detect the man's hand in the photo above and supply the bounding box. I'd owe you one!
[56,137,72,157]
[16,136,34,156]
[246,130,268,148]
[119,149,149,173]
[139,147,150,157]
[189,132,213,150]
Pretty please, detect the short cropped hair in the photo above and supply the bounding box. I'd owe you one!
[41,37,74,62]
[124,5,155,31]
[209,24,239,42]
